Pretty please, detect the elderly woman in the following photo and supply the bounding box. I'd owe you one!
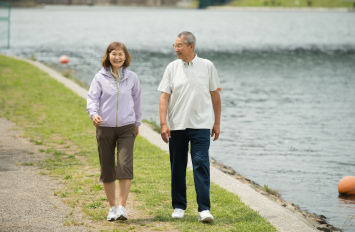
[87,42,142,221]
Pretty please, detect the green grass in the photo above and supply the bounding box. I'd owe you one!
[142,118,161,133]
[227,0,353,8]
[262,185,281,198]
[64,174,73,180]
[60,68,89,90]
[0,54,277,231]
[22,162,34,166]
[341,214,355,231]
[190,0,200,7]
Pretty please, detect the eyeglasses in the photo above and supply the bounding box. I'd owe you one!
[173,43,188,49]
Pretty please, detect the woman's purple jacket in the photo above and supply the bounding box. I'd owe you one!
[86,67,142,127]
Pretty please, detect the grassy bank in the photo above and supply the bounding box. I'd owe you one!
[227,0,353,8]
[0,54,277,231]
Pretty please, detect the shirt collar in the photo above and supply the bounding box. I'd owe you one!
[110,66,124,80]
[182,53,198,66]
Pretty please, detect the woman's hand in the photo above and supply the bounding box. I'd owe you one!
[93,115,103,127]
[135,126,139,138]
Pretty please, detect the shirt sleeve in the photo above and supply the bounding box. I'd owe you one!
[132,74,142,127]
[209,63,221,91]
[157,64,172,94]
[86,74,102,120]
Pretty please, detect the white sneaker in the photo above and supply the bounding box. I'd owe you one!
[172,208,185,218]
[198,210,214,222]
[117,205,127,220]
[107,206,118,221]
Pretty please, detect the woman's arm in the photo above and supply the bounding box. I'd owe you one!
[132,75,142,129]
[87,75,102,125]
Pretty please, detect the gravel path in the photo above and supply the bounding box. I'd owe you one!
[0,118,88,232]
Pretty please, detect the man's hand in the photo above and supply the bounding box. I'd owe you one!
[161,124,171,143]
[211,124,220,141]
[159,92,171,143]
[93,115,103,127]
[210,90,221,141]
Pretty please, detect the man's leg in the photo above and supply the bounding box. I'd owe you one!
[188,129,211,212]
[169,130,189,210]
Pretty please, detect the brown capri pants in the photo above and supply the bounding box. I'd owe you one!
[96,124,136,183]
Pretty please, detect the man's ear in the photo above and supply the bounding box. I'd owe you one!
[190,44,195,52]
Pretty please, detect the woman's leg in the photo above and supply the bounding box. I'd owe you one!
[116,124,135,208]
[118,179,131,207]
[103,181,116,207]
[96,127,117,208]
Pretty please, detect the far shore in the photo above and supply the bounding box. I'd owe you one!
[4,2,355,12]
[208,6,354,12]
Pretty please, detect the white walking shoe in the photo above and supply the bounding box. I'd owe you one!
[198,210,214,222]
[107,206,119,221]
[117,205,128,220]
[172,208,185,219]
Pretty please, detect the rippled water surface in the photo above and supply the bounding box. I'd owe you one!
[1,6,355,229]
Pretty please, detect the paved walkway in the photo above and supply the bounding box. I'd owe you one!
[7,55,319,232]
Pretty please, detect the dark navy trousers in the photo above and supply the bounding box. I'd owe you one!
[169,128,211,212]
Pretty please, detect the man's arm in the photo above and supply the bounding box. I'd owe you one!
[210,90,221,141]
[159,92,171,143]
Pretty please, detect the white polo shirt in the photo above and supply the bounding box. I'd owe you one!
[158,54,221,131]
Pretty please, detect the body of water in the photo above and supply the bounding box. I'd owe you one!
[1,6,355,229]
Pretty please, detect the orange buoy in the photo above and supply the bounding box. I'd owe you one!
[60,55,69,64]
[338,176,355,195]
[218,87,222,91]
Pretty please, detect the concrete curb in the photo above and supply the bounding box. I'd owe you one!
[7,55,319,232]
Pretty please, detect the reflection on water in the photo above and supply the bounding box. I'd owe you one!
[337,195,355,230]
[338,195,355,206]
[1,6,355,229]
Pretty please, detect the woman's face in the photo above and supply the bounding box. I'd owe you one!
[109,49,126,70]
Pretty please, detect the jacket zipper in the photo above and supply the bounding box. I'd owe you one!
[116,90,119,127]
[116,78,120,127]
[115,73,131,127]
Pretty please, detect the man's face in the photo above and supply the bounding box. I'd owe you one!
[174,37,194,60]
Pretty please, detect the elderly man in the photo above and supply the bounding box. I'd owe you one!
[158,31,221,222]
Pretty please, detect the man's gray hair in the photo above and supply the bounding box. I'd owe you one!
[178,31,196,51]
